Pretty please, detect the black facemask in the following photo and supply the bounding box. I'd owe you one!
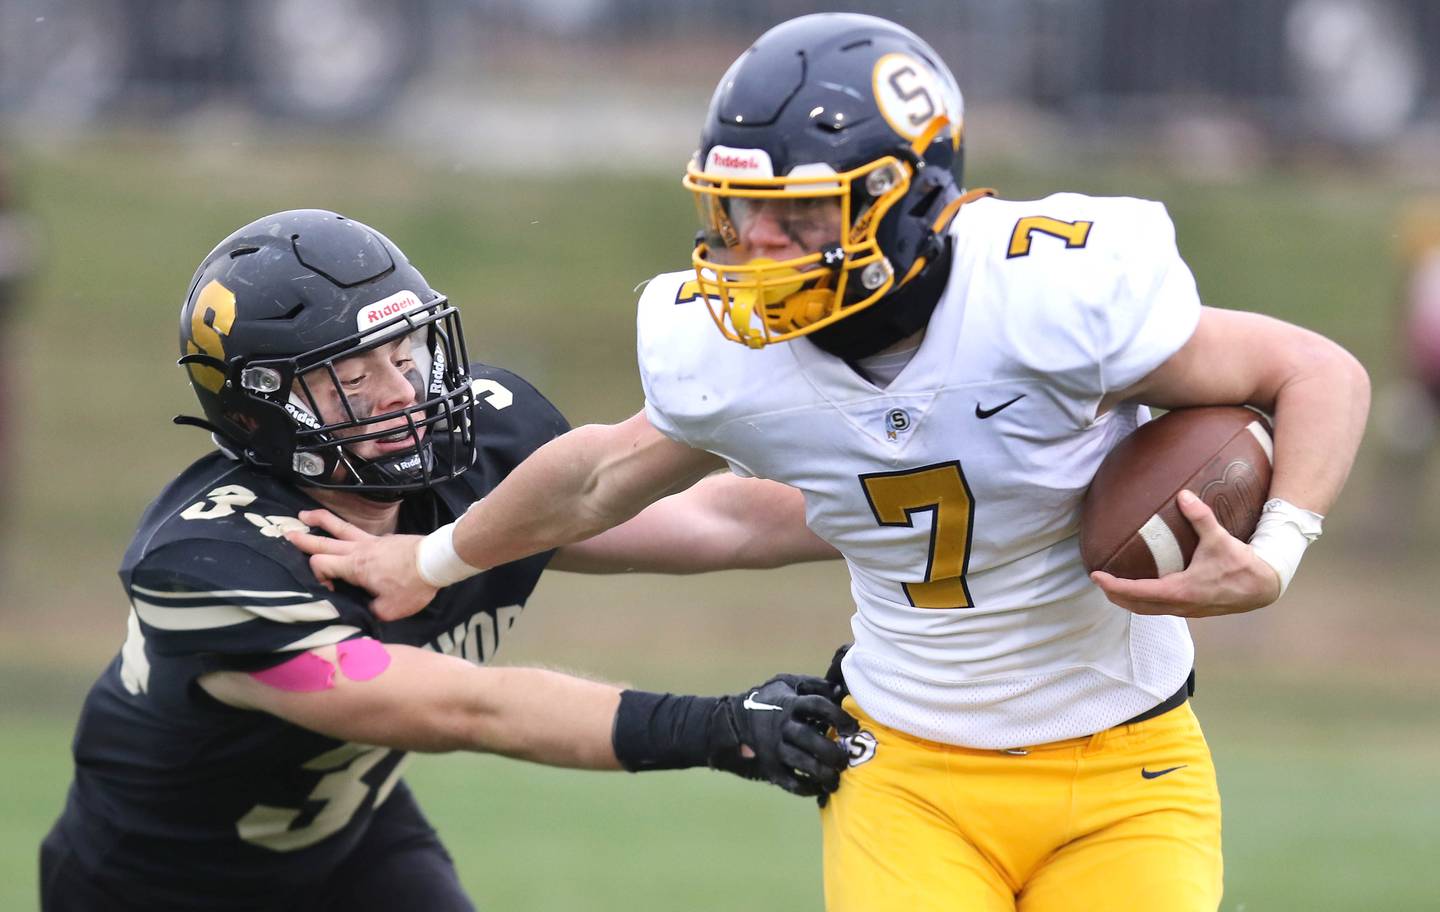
[807,238,954,361]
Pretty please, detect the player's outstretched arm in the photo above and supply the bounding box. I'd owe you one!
[1093,307,1370,616]
[288,410,723,621]
[550,474,840,574]
[198,642,856,797]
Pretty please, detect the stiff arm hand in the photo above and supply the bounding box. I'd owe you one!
[287,510,433,622]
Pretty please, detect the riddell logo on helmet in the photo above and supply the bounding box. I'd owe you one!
[712,153,760,169]
[356,290,424,331]
[428,345,448,395]
[705,146,775,178]
[285,402,322,430]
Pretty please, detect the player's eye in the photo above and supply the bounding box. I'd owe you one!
[340,374,366,389]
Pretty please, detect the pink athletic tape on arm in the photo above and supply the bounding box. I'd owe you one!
[336,637,391,681]
[250,652,336,693]
[247,638,392,693]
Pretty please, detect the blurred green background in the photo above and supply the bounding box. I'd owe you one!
[3,4,1440,909]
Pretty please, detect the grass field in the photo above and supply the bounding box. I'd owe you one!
[7,668,1437,911]
[2,132,1437,910]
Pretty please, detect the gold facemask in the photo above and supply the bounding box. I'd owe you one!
[683,116,955,349]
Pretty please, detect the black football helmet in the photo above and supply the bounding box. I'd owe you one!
[176,209,475,498]
[684,13,967,351]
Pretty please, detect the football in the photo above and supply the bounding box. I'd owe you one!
[1080,406,1274,579]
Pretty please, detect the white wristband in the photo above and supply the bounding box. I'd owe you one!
[1247,498,1324,597]
[416,521,482,588]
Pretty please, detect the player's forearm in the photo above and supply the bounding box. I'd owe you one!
[701,475,839,569]
[453,424,649,571]
[448,417,723,577]
[203,648,625,768]
[332,662,623,767]
[551,475,838,574]
[1265,335,1370,514]
[453,667,623,768]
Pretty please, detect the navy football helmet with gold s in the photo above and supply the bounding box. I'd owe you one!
[176,210,475,499]
[685,12,976,356]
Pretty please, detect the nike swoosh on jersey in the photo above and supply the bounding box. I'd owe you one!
[1140,764,1188,779]
[974,394,1026,419]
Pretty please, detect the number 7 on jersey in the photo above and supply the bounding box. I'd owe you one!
[860,461,976,609]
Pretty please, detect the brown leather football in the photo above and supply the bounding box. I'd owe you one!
[1080,406,1274,579]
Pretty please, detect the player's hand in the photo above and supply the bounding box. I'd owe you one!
[286,510,437,622]
[709,674,858,799]
[814,644,853,808]
[1090,490,1282,618]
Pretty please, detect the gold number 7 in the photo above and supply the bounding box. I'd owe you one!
[860,461,976,609]
[1007,215,1093,258]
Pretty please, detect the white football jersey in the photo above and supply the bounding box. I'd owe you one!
[638,193,1203,749]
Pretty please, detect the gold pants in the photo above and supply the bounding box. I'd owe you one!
[821,697,1223,912]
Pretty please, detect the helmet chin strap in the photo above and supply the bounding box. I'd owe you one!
[333,440,435,502]
[807,237,953,361]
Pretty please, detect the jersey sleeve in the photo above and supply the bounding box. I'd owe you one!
[641,392,693,449]
[1090,200,1202,393]
[988,196,1202,407]
[635,276,699,449]
[127,538,371,668]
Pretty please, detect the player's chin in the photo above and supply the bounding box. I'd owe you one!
[355,426,428,460]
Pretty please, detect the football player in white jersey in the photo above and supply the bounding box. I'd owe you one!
[294,13,1371,911]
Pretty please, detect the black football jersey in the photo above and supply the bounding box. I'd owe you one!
[53,364,569,907]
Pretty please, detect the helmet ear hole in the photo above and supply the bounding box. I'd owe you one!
[908,181,946,217]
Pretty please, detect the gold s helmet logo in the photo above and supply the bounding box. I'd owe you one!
[185,280,237,393]
[873,53,962,148]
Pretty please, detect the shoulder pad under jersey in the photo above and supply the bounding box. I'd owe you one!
[636,270,798,450]
[120,455,368,660]
[950,193,1201,398]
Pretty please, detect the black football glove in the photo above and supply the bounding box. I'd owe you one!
[823,643,851,701]
[611,672,857,799]
[814,643,853,808]
[706,673,858,798]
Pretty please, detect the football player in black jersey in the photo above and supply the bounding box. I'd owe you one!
[40,210,854,912]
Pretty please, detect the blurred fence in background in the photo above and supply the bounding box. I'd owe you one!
[2,0,1438,150]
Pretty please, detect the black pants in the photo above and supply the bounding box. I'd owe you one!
[41,785,475,912]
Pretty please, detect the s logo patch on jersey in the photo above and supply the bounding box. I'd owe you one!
[842,730,878,767]
[885,408,911,440]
